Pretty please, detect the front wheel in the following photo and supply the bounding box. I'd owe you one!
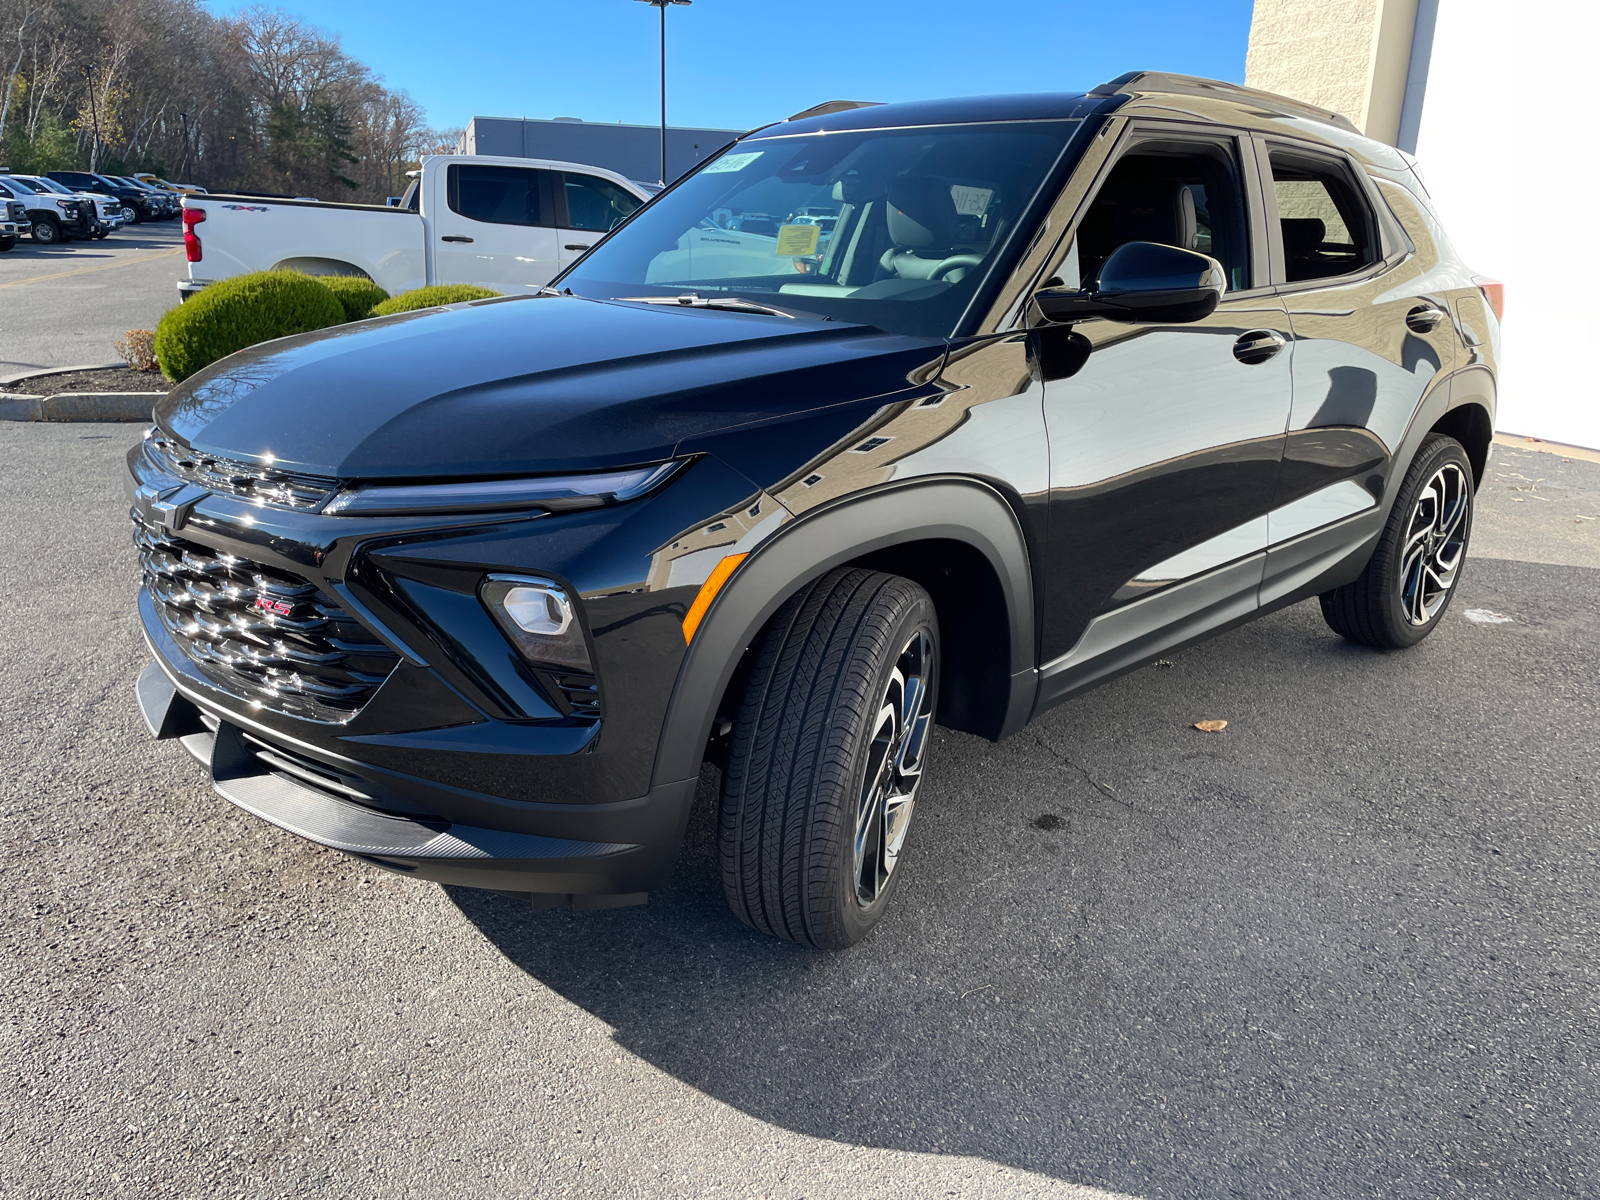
[31,216,61,245]
[719,568,939,949]
[0,235,14,253]
[1320,433,1474,648]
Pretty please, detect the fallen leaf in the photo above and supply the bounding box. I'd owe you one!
[1193,719,1228,733]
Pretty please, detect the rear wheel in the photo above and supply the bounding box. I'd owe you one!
[31,215,61,244]
[719,568,938,949]
[1320,433,1474,648]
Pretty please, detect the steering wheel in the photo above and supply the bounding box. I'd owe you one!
[931,254,984,281]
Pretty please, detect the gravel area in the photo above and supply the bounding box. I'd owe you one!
[3,424,1596,1200]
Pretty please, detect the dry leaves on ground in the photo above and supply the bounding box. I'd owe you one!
[1192,720,1228,733]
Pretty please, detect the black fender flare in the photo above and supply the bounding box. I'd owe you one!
[1386,362,1496,516]
[650,477,1038,787]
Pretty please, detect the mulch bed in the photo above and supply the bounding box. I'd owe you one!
[1,366,171,396]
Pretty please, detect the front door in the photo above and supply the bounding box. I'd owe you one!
[429,161,561,292]
[556,171,645,269]
[1037,129,1294,704]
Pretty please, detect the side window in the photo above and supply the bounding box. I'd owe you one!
[562,173,641,232]
[1268,150,1377,283]
[446,164,554,227]
[1072,138,1252,293]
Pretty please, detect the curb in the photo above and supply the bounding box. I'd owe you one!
[0,393,162,422]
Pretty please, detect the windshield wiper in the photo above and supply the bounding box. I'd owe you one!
[615,293,797,318]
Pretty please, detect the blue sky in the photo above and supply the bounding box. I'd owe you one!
[213,1,1254,133]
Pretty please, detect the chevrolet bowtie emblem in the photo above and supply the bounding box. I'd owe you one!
[138,481,209,532]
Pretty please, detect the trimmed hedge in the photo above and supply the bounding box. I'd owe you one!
[317,274,390,321]
[370,284,502,317]
[156,271,346,382]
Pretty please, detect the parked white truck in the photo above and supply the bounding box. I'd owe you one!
[178,155,650,300]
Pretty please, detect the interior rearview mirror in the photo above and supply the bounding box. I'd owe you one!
[1034,241,1226,325]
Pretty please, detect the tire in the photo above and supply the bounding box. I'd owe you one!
[31,215,61,244]
[1320,433,1474,649]
[122,205,141,224]
[719,568,939,949]
[0,235,14,253]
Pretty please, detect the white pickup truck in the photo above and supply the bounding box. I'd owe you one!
[177,154,650,300]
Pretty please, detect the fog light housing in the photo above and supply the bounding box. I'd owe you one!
[481,575,591,671]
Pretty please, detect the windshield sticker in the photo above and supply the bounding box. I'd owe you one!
[950,185,994,217]
[774,223,821,257]
[703,151,764,174]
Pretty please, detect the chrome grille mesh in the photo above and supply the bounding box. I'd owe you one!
[134,512,398,721]
[144,432,338,511]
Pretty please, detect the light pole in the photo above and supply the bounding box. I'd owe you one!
[634,0,691,185]
[179,111,190,181]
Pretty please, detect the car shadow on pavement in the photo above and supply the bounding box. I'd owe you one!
[447,581,1595,1198]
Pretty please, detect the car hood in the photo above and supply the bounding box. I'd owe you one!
[156,296,945,480]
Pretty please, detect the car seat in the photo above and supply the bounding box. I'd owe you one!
[876,176,984,285]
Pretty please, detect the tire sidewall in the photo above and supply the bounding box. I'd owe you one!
[32,217,60,244]
[1372,435,1475,646]
[819,591,939,948]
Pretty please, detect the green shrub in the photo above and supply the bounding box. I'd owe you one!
[315,274,390,322]
[370,284,502,317]
[155,271,346,382]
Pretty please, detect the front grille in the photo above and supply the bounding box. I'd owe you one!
[134,513,400,722]
[144,431,339,511]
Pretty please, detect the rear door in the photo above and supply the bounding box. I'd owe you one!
[428,161,561,292]
[555,171,644,268]
[1037,125,1294,702]
[1255,140,1457,605]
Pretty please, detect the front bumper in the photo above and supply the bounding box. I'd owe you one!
[137,656,695,905]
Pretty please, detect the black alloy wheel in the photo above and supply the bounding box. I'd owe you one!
[1321,433,1475,648]
[719,568,939,949]
[31,215,61,244]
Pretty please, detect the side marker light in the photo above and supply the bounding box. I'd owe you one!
[682,553,748,645]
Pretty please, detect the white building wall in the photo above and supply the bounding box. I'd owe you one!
[1411,1,1597,448]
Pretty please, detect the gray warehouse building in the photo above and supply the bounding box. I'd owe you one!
[460,117,745,185]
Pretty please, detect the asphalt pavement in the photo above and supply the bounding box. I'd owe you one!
[3,423,1597,1200]
[0,222,185,376]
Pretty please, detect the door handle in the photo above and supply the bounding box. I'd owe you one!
[440,235,473,243]
[1233,329,1287,365]
[1406,303,1446,332]
[564,243,591,251]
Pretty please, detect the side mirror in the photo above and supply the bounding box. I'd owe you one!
[1035,241,1226,325]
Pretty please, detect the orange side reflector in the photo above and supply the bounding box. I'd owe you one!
[682,553,748,644]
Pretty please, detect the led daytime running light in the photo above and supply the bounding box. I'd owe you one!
[324,462,680,517]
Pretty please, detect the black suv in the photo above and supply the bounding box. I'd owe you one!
[129,74,1500,947]
[48,171,162,223]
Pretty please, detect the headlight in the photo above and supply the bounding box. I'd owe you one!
[480,576,592,671]
[323,462,679,516]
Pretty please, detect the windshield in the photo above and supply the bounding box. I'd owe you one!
[1,176,39,196]
[560,120,1079,338]
[24,177,69,194]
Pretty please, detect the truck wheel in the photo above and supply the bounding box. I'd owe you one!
[0,235,14,253]
[1320,433,1474,649]
[719,568,939,949]
[31,216,61,244]
[122,205,140,224]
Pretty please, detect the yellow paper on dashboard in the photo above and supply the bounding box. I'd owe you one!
[775,224,821,256]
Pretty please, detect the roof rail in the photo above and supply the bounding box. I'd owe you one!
[1088,71,1360,135]
[787,100,884,122]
